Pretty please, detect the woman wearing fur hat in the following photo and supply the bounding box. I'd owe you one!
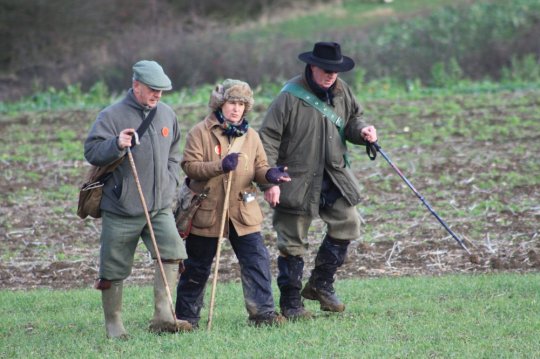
[175,79,290,327]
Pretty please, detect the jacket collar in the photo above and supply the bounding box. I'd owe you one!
[204,112,221,130]
[301,70,344,97]
[125,88,155,115]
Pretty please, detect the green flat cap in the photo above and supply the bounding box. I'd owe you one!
[132,60,172,91]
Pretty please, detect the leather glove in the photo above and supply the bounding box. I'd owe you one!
[222,152,239,173]
[265,166,290,184]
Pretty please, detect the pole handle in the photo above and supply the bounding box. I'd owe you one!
[366,141,378,160]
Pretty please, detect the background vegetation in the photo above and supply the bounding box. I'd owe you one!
[1,0,539,103]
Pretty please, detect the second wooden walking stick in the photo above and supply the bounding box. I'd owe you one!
[207,171,233,330]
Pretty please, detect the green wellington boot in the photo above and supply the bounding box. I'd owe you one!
[101,280,129,339]
[149,262,192,333]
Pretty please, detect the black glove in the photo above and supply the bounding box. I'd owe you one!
[222,152,239,173]
[265,166,290,184]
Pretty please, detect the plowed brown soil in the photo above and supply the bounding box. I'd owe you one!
[1,91,539,290]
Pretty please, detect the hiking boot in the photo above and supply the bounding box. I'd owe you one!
[302,236,349,312]
[301,281,345,312]
[281,305,312,320]
[248,311,287,327]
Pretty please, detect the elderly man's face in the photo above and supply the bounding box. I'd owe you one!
[133,80,162,109]
[311,65,338,89]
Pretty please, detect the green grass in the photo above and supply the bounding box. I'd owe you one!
[1,273,539,358]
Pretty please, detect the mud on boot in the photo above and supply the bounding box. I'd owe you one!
[149,261,193,333]
[248,311,287,327]
[301,281,345,312]
[98,279,129,340]
[277,255,312,320]
[301,235,350,313]
[281,303,312,320]
[149,318,193,333]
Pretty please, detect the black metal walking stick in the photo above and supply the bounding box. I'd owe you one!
[367,142,471,255]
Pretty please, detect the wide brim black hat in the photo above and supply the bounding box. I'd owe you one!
[298,41,355,73]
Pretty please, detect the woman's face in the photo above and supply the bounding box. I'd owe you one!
[221,100,245,123]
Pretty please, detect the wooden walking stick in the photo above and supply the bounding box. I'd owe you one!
[126,136,178,327]
[207,170,233,331]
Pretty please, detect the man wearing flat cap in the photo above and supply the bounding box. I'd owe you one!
[259,42,378,320]
[84,60,191,338]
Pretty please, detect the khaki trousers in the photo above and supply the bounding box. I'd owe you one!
[273,197,361,257]
[99,208,186,280]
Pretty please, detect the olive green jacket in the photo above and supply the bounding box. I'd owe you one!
[182,113,272,237]
[259,74,370,216]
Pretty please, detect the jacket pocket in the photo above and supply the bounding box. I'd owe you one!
[239,199,263,226]
[113,181,123,199]
[118,175,132,203]
[279,176,310,210]
[192,200,217,228]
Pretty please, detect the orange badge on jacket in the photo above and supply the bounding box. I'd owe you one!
[161,127,169,137]
[215,145,221,155]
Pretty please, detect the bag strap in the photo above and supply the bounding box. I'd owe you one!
[93,107,158,182]
[281,82,350,166]
[131,107,157,147]
[282,82,345,140]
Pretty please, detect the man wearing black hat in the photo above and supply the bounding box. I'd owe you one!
[84,60,192,338]
[259,42,377,320]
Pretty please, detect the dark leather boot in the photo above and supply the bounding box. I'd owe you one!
[277,255,312,320]
[301,236,350,312]
[248,311,287,327]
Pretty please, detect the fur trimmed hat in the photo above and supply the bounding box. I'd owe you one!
[209,79,254,114]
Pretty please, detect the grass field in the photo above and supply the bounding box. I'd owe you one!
[1,273,539,358]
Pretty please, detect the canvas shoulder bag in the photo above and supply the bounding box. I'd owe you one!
[77,107,157,219]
